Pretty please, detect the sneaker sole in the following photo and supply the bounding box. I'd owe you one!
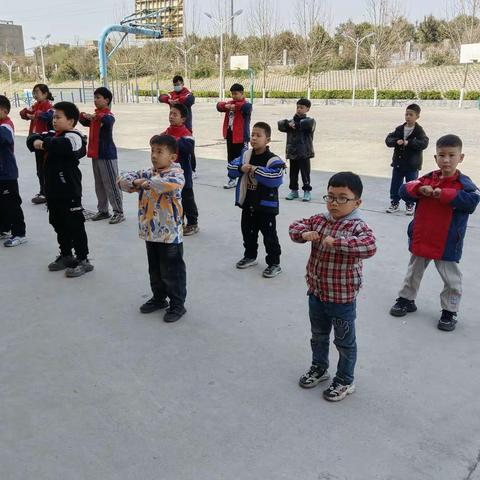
[437,321,457,332]
[390,305,417,317]
[323,384,356,402]
[109,218,126,224]
[4,239,27,247]
[65,266,94,278]
[299,373,330,389]
[263,270,282,278]
[236,260,258,269]
[140,303,169,313]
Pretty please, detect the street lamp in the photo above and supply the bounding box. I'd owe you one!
[31,34,51,82]
[204,9,243,100]
[342,32,374,106]
[174,43,196,88]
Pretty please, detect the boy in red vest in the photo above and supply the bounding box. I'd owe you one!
[162,103,199,236]
[217,83,252,189]
[80,87,124,224]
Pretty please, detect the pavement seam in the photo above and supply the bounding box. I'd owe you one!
[465,448,480,480]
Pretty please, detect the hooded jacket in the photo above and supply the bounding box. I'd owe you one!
[278,115,316,160]
[27,130,87,199]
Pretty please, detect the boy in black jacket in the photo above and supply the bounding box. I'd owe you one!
[27,101,93,277]
[227,122,285,278]
[385,103,429,215]
[278,98,316,202]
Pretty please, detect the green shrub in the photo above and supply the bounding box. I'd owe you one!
[418,90,442,100]
[377,90,416,100]
[464,90,480,100]
[192,90,218,98]
[443,90,460,100]
[191,66,214,79]
[268,90,307,98]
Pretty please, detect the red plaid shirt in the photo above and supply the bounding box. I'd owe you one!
[289,212,377,303]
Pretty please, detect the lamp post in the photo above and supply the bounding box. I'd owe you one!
[342,32,374,106]
[204,9,243,100]
[31,34,51,82]
[174,43,196,88]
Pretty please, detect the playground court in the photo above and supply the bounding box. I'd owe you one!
[2,103,480,480]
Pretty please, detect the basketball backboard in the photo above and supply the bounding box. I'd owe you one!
[230,55,249,70]
[460,43,480,64]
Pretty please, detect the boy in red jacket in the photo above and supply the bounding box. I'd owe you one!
[80,87,124,224]
[19,83,54,204]
[390,134,480,331]
[217,83,252,189]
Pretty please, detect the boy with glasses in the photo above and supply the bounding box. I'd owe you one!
[289,172,377,402]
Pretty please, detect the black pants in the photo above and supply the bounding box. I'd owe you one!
[241,208,281,266]
[226,128,245,162]
[181,187,198,226]
[48,198,89,260]
[35,150,46,196]
[146,241,186,310]
[0,180,26,237]
[191,152,197,172]
[289,157,312,191]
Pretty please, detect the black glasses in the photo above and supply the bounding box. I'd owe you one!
[323,195,357,205]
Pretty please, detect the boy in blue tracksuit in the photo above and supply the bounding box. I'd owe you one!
[0,95,27,247]
[227,122,286,278]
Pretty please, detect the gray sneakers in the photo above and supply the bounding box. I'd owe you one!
[109,213,125,224]
[262,265,282,278]
[65,260,94,278]
[299,365,330,388]
[236,257,258,269]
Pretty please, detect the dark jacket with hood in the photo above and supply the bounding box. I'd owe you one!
[278,115,316,160]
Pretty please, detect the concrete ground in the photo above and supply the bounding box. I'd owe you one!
[2,104,480,480]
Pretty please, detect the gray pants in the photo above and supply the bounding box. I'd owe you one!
[92,159,123,214]
[398,254,463,312]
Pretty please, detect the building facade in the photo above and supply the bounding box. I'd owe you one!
[0,20,24,55]
[134,0,184,38]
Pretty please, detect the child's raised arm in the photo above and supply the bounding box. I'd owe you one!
[289,216,323,243]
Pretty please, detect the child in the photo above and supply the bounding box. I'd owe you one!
[79,87,124,224]
[117,135,187,323]
[385,103,429,215]
[278,98,316,202]
[159,75,197,177]
[0,95,27,247]
[159,75,195,132]
[227,122,285,278]
[217,83,252,189]
[27,101,93,278]
[19,84,54,204]
[389,134,479,332]
[162,103,199,236]
[289,172,377,402]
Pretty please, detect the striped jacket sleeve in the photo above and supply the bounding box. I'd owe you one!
[254,158,285,188]
[332,221,377,259]
[0,123,14,145]
[227,151,244,179]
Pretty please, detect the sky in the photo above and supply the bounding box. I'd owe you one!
[6,0,447,52]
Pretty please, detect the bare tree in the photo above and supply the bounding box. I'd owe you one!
[249,0,280,103]
[443,0,480,106]
[366,0,403,105]
[294,0,331,99]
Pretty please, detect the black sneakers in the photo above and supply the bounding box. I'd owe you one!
[323,381,356,402]
[299,365,330,388]
[437,310,458,332]
[262,265,282,278]
[164,306,186,323]
[390,297,417,317]
[140,298,169,314]
[236,257,258,269]
[48,255,76,271]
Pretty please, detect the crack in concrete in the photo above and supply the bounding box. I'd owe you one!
[465,448,480,480]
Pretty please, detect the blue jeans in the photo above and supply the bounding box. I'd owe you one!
[308,294,357,385]
[390,167,418,204]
